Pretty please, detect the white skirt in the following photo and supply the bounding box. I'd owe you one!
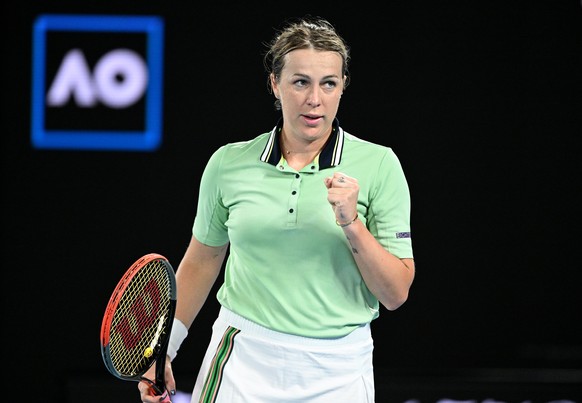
[191,307,375,403]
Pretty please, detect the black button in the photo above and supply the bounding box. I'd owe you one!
[291,191,296,195]
[289,209,294,213]
[295,174,300,178]
[310,166,315,170]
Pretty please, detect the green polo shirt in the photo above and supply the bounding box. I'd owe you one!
[193,119,413,338]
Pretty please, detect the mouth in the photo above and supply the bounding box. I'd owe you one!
[301,114,323,124]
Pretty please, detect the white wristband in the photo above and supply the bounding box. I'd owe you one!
[167,318,188,362]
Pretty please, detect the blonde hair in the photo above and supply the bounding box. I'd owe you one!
[263,16,351,110]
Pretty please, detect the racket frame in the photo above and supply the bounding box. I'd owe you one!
[100,253,176,396]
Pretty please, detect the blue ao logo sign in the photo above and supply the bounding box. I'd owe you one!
[31,15,164,151]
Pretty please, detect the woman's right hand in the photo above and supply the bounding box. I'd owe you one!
[137,355,176,402]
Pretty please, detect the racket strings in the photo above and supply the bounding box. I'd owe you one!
[109,260,172,377]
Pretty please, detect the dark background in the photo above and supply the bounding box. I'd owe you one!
[2,1,581,402]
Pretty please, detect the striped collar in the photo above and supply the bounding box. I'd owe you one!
[259,118,344,169]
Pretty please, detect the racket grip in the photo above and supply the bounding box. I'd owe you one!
[149,385,171,403]
[158,390,171,403]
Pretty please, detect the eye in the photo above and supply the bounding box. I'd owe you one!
[323,80,338,90]
[293,79,308,87]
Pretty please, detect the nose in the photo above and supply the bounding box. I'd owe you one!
[306,88,321,107]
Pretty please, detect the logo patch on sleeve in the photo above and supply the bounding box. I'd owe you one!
[396,232,411,239]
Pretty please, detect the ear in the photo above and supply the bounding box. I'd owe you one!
[270,73,280,99]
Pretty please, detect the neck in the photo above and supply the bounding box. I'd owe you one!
[280,136,325,170]
[280,130,329,157]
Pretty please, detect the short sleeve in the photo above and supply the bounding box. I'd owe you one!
[192,146,230,246]
[367,148,413,259]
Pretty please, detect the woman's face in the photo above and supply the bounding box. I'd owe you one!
[271,48,345,143]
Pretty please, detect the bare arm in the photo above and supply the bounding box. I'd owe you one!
[174,235,229,328]
[325,173,415,311]
[138,236,228,401]
[341,221,414,310]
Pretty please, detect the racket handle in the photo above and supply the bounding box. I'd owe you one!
[158,390,171,403]
[149,385,171,403]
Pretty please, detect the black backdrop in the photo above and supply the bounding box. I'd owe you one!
[2,1,582,402]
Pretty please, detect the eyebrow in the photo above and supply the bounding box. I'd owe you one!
[291,73,341,80]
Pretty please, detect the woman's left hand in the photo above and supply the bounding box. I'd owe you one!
[324,172,359,225]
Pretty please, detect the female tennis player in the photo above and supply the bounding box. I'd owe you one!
[138,15,415,403]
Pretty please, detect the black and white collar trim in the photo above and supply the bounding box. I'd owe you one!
[259,118,344,169]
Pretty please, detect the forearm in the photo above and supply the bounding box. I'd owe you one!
[174,262,220,329]
[341,220,415,310]
[174,238,228,328]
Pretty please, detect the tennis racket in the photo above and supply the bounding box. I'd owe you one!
[100,253,177,402]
